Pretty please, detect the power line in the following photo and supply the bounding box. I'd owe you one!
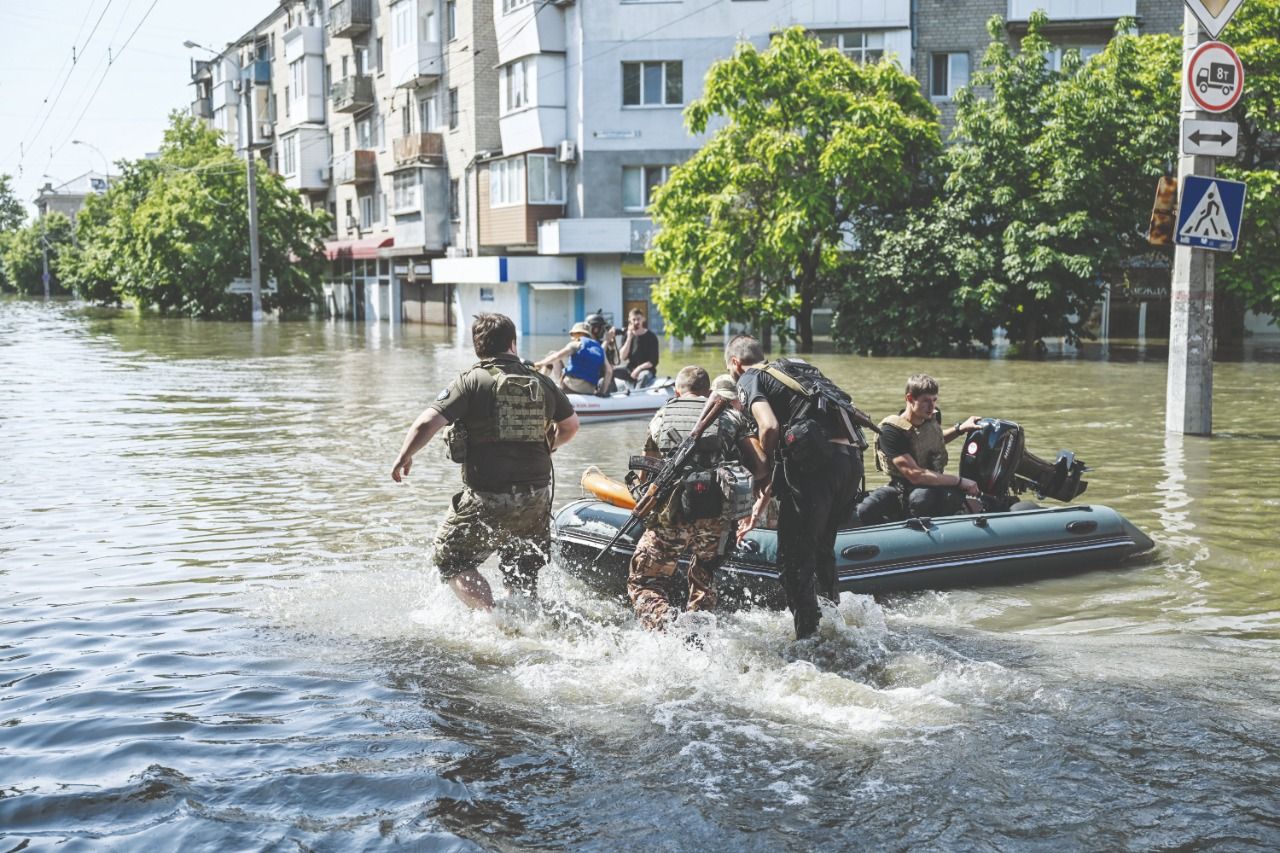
[45,0,164,173]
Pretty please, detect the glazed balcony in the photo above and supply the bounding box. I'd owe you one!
[333,149,377,184]
[393,133,445,167]
[330,75,374,113]
[328,0,372,39]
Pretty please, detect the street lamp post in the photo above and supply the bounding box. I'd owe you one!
[71,140,111,181]
[185,39,264,322]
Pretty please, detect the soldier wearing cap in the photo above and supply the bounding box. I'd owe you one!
[535,321,614,395]
[627,366,767,631]
[390,313,580,610]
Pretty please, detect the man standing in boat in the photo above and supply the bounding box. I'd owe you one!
[628,368,763,631]
[856,373,981,525]
[618,308,661,388]
[726,336,864,640]
[390,313,580,610]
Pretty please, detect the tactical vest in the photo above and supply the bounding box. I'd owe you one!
[463,361,549,446]
[875,413,947,481]
[650,395,730,465]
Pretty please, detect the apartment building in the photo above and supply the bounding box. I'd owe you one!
[916,0,1184,130]
[188,0,1182,332]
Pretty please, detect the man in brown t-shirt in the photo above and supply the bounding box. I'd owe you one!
[391,313,579,609]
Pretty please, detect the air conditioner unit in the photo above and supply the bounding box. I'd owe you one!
[259,122,273,138]
[445,246,469,258]
[556,140,577,164]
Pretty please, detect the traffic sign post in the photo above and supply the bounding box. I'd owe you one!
[1186,41,1244,113]
[1182,0,1247,39]
[1181,118,1239,157]
[1175,175,1247,252]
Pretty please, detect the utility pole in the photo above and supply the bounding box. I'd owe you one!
[1166,9,1214,436]
[238,77,264,322]
[41,216,50,300]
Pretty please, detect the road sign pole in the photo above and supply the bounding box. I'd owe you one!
[1166,8,1216,437]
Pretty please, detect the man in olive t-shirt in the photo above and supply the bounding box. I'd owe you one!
[391,313,579,610]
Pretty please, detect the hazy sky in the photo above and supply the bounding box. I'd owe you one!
[1,0,279,215]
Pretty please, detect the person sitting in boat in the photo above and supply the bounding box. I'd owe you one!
[856,373,982,525]
[534,322,613,396]
[627,366,765,632]
[586,311,630,387]
[618,308,661,388]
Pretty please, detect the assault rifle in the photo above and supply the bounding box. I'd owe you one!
[592,393,729,566]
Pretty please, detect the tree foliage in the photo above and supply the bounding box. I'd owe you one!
[1216,0,1280,320]
[0,174,25,233]
[1,211,75,295]
[58,113,330,318]
[840,17,1182,354]
[646,27,940,350]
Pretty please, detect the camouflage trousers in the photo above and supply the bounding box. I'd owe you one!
[627,517,727,631]
[433,485,552,595]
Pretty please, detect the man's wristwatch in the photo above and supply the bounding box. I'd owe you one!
[953,421,965,434]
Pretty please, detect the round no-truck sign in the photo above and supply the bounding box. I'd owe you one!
[1187,41,1244,113]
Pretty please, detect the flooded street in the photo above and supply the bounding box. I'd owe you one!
[2,298,1279,850]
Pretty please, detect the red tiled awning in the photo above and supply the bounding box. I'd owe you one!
[323,236,394,261]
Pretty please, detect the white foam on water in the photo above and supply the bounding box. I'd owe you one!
[253,560,1032,751]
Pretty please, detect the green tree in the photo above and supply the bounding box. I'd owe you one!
[1217,0,1280,322]
[838,16,1181,355]
[0,211,75,295]
[60,113,330,318]
[0,174,25,233]
[646,27,940,351]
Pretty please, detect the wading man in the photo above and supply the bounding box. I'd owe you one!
[628,368,764,631]
[856,373,980,525]
[727,336,864,640]
[391,313,580,609]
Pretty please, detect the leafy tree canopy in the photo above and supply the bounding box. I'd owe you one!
[647,27,940,350]
[0,174,25,233]
[1,211,74,295]
[59,113,330,319]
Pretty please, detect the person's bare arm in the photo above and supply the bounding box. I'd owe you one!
[943,415,982,444]
[891,452,980,496]
[550,413,580,449]
[534,342,575,369]
[750,401,779,462]
[737,435,769,482]
[391,408,451,481]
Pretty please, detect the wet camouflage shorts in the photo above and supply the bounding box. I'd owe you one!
[627,516,727,631]
[433,485,552,594]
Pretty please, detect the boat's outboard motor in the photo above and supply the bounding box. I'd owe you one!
[959,418,1087,503]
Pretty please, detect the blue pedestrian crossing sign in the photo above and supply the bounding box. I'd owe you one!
[1175,175,1247,253]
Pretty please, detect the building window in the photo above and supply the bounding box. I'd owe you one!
[489,157,524,207]
[527,154,565,205]
[359,194,373,228]
[622,61,682,107]
[376,37,383,73]
[501,59,529,113]
[622,165,669,211]
[418,93,438,131]
[930,52,969,99]
[356,45,371,76]
[343,126,351,151]
[450,178,460,221]
[448,87,458,129]
[821,31,885,64]
[394,3,413,48]
[402,103,412,136]
[503,0,533,11]
[394,171,418,211]
[1047,44,1104,72]
[446,0,456,40]
[422,9,437,42]
[290,58,305,98]
[356,114,377,148]
[282,134,297,176]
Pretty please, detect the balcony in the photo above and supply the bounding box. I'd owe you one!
[328,0,372,39]
[538,218,654,256]
[190,98,212,120]
[241,58,270,86]
[333,149,377,184]
[393,133,445,167]
[330,75,374,113]
[1007,0,1135,21]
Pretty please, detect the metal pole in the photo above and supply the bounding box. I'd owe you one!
[243,81,266,320]
[1165,8,1214,436]
[41,216,50,300]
